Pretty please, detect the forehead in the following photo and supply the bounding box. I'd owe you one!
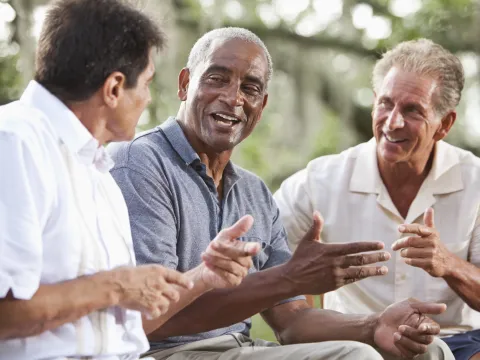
[201,38,268,79]
[378,67,438,105]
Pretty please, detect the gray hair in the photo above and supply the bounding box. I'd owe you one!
[372,38,465,116]
[186,27,273,87]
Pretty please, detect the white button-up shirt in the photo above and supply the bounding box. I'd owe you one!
[274,139,480,335]
[0,81,149,359]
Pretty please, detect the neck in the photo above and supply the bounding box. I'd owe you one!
[67,99,112,146]
[377,146,435,189]
[176,117,232,187]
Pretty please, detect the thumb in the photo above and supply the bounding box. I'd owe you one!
[302,211,324,243]
[424,207,435,228]
[410,301,446,315]
[216,215,254,242]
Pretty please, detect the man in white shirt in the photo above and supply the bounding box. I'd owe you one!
[274,39,480,360]
[0,1,259,359]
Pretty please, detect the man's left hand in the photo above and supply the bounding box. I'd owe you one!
[392,208,454,277]
[374,298,446,359]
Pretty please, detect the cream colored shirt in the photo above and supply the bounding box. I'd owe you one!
[274,138,480,335]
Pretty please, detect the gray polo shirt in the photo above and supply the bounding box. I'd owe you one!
[108,117,303,350]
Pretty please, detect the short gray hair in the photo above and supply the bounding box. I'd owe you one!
[372,38,465,116]
[186,27,273,87]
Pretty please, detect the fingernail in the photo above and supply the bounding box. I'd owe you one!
[399,325,406,333]
[380,266,388,274]
[188,281,194,289]
[245,243,259,253]
[391,242,397,250]
[400,249,407,257]
[394,332,402,341]
[398,225,406,232]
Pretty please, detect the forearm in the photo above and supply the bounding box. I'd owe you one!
[142,265,212,335]
[147,264,296,341]
[444,256,480,311]
[279,307,378,345]
[0,270,121,340]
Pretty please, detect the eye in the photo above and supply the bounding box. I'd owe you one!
[243,84,261,95]
[207,74,224,83]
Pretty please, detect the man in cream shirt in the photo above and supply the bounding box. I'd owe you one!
[275,39,480,360]
[0,1,259,359]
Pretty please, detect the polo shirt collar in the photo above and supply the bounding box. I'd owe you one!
[160,117,241,182]
[20,81,113,172]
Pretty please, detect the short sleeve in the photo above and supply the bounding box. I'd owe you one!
[110,166,179,269]
[273,168,315,251]
[469,206,480,267]
[0,132,45,299]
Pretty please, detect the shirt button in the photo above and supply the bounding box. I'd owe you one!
[396,273,407,282]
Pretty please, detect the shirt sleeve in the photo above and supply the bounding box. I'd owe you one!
[262,193,306,304]
[0,131,46,299]
[110,166,179,269]
[273,168,315,251]
[469,206,480,267]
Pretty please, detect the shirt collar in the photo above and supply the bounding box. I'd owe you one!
[349,138,463,195]
[160,117,241,182]
[20,81,114,172]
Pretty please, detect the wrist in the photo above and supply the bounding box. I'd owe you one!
[93,268,125,307]
[187,265,214,294]
[363,312,380,346]
[278,262,302,297]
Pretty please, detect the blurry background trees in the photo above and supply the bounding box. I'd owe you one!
[0,0,478,190]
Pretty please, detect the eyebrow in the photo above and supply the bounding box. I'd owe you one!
[204,64,265,90]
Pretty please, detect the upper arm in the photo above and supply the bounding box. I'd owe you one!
[273,169,314,250]
[260,299,310,341]
[0,131,47,300]
[110,166,179,268]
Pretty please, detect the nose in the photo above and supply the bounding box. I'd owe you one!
[220,83,244,108]
[385,108,404,131]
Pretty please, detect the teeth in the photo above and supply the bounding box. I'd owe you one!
[385,134,404,143]
[216,113,238,122]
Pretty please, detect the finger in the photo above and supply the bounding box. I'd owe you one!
[400,247,433,259]
[154,295,171,316]
[160,285,181,303]
[211,239,260,258]
[343,265,388,282]
[410,301,447,316]
[392,236,430,251]
[403,258,432,269]
[398,325,435,345]
[417,321,441,335]
[398,224,433,237]
[215,215,254,242]
[300,211,324,243]
[204,262,243,287]
[394,332,428,357]
[162,267,194,290]
[423,207,435,228]
[202,253,249,278]
[329,241,385,256]
[341,251,391,268]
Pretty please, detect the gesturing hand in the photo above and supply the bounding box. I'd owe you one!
[115,264,194,319]
[199,215,261,289]
[392,208,455,277]
[285,212,390,295]
[374,298,446,359]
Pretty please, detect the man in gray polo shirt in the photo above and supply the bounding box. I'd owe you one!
[109,28,453,360]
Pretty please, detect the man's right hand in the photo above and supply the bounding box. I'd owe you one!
[114,265,193,319]
[285,212,390,295]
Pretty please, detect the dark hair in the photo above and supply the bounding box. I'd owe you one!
[34,0,165,102]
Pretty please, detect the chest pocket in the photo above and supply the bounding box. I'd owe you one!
[426,240,470,303]
[238,236,271,272]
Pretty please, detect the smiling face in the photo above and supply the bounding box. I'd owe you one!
[372,67,453,166]
[177,37,268,153]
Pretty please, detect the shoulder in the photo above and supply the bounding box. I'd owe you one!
[108,126,174,178]
[448,142,480,182]
[234,165,272,197]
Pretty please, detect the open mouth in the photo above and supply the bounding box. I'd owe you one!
[212,113,242,127]
[384,133,407,144]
